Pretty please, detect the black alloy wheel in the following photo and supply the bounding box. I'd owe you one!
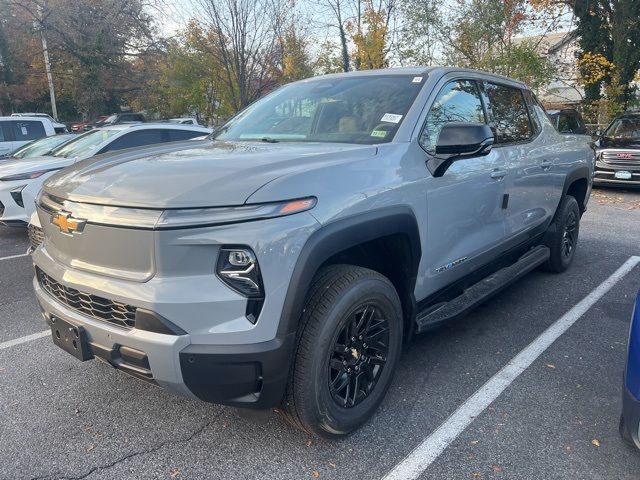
[328,304,390,408]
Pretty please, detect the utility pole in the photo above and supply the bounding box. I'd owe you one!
[34,7,57,120]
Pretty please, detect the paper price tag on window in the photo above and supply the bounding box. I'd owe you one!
[381,113,402,124]
[412,77,423,83]
[21,126,28,136]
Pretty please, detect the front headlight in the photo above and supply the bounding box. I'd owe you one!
[37,192,317,230]
[0,168,62,181]
[156,197,317,229]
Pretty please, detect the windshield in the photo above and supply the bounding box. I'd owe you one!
[604,117,640,139]
[52,129,120,158]
[214,75,425,144]
[11,134,75,159]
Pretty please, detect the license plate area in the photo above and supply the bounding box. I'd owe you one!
[614,170,632,180]
[50,316,94,361]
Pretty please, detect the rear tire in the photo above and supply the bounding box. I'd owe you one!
[542,195,580,273]
[281,265,403,438]
[620,414,635,447]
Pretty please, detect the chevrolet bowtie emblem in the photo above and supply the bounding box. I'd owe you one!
[51,212,86,234]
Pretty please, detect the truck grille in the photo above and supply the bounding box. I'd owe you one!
[28,224,44,252]
[37,268,136,328]
[600,150,640,168]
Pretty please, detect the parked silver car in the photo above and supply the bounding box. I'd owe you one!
[32,67,594,437]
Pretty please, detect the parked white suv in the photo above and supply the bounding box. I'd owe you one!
[0,116,57,158]
[11,113,68,134]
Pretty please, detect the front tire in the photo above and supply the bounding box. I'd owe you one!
[543,195,580,273]
[282,265,403,437]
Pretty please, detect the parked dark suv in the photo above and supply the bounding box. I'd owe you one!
[594,112,640,186]
[547,109,588,135]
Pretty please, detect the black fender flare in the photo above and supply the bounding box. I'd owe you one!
[560,165,591,212]
[276,205,422,337]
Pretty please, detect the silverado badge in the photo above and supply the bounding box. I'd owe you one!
[51,212,86,234]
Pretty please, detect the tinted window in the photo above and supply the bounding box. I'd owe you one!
[103,129,164,152]
[53,129,120,158]
[121,113,144,122]
[11,120,46,141]
[420,80,486,152]
[557,113,579,133]
[603,117,640,139]
[167,129,204,142]
[485,83,532,143]
[0,123,5,142]
[215,75,423,145]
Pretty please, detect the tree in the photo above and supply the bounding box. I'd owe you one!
[194,0,283,111]
[569,0,640,113]
[440,0,559,91]
[397,0,441,66]
[4,0,162,118]
[346,0,396,70]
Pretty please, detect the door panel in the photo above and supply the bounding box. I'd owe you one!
[483,83,553,237]
[419,79,507,289]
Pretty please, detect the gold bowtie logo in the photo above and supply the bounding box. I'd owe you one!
[51,212,85,234]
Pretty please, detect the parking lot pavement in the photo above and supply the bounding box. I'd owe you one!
[0,188,639,480]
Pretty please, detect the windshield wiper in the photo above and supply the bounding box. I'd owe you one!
[260,137,280,143]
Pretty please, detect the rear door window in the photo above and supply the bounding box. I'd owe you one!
[10,120,46,141]
[419,80,486,152]
[484,83,532,144]
[0,122,6,142]
[102,129,164,152]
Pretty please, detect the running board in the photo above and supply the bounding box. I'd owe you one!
[416,246,550,333]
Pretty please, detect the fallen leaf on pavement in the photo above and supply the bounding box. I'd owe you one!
[312,471,320,478]
[592,439,601,447]
[546,364,556,369]
[86,443,95,452]
[170,468,180,479]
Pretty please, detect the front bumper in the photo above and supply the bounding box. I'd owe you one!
[34,275,296,408]
[621,384,640,449]
[594,159,640,186]
[32,211,319,408]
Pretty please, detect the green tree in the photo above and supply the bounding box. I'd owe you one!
[570,0,640,113]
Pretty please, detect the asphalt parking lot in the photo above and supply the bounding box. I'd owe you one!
[1,187,639,480]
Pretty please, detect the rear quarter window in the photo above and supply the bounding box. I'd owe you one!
[102,129,164,152]
[167,129,205,141]
[11,120,46,141]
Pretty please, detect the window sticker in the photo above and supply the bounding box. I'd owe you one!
[412,76,423,83]
[370,130,387,138]
[21,126,28,136]
[381,113,403,123]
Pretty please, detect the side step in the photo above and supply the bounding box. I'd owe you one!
[415,246,550,333]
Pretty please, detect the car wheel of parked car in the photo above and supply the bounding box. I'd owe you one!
[619,414,635,447]
[543,195,580,273]
[282,265,403,437]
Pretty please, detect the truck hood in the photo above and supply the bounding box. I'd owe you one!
[0,156,73,179]
[43,141,378,208]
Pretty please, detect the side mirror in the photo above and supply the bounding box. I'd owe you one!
[427,123,495,177]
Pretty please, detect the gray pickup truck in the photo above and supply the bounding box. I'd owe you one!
[32,67,594,437]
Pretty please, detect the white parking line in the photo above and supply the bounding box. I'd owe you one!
[0,249,30,261]
[383,255,640,480]
[0,330,50,351]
